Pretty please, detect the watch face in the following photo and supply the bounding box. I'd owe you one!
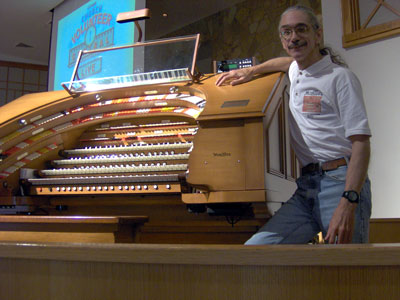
[343,191,359,202]
[348,191,358,201]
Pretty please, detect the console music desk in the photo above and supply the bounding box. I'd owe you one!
[0,242,400,300]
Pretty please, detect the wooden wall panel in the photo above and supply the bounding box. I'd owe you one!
[370,218,400,243]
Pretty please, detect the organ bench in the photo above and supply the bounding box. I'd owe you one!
[0,215,148,243]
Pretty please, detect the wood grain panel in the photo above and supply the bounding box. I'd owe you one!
[1,243,400,300]
[370,218,400,243]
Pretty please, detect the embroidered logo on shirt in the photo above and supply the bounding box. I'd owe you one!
[303,90,323,113]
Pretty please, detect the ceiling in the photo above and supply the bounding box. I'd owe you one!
[0,0,244,66]
[0,0,61,65]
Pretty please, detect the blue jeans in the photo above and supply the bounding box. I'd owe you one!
[245,166,372,244]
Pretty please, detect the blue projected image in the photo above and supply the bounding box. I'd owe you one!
[54,0,136,90]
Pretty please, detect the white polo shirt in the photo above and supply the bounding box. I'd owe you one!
[288,55,371,166]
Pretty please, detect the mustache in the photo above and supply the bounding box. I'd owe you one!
[288,41,307,49]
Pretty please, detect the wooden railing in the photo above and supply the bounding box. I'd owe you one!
[0,242,400,299]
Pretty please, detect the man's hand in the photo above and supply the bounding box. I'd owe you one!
[325,198,357,244]
[215,68,254,86]
[215,57,294,86]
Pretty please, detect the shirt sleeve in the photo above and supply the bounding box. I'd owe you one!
[288,60,297,83]
[335,69,371,138]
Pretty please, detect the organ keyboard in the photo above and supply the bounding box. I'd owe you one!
[24,119,195,196]
[53,152,190,166]
[62,141,192,154]
[39,163,187,176]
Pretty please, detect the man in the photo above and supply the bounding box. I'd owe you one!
[216,6,371,244]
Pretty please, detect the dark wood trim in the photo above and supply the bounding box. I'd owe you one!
[0,60,48,71]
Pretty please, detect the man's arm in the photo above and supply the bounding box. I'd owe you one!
[215,57,294,86]
[325,135,371,244]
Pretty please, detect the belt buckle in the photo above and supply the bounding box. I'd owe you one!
[302,162,321,175]
[310,163,318,172]
[316,162,323,173]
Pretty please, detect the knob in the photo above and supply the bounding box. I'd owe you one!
[19,119,28,126]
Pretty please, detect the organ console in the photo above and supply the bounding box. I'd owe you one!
[0,31,297,244]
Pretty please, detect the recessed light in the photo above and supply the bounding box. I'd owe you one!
[16,42,33,48]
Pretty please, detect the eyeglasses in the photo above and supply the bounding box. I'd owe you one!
[279,24,311,41]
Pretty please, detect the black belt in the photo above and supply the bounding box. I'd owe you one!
[301,158,347,175]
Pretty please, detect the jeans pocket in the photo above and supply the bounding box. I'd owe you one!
[323,166,347,182]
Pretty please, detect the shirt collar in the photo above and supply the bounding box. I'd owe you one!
[302,55,332,76]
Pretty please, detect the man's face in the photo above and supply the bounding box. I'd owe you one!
[279,10,322,68]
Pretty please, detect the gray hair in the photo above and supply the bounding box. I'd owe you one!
[280,5,348,68]
[280,5,321,31]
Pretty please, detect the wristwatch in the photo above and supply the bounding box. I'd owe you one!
[342,190,360,203]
